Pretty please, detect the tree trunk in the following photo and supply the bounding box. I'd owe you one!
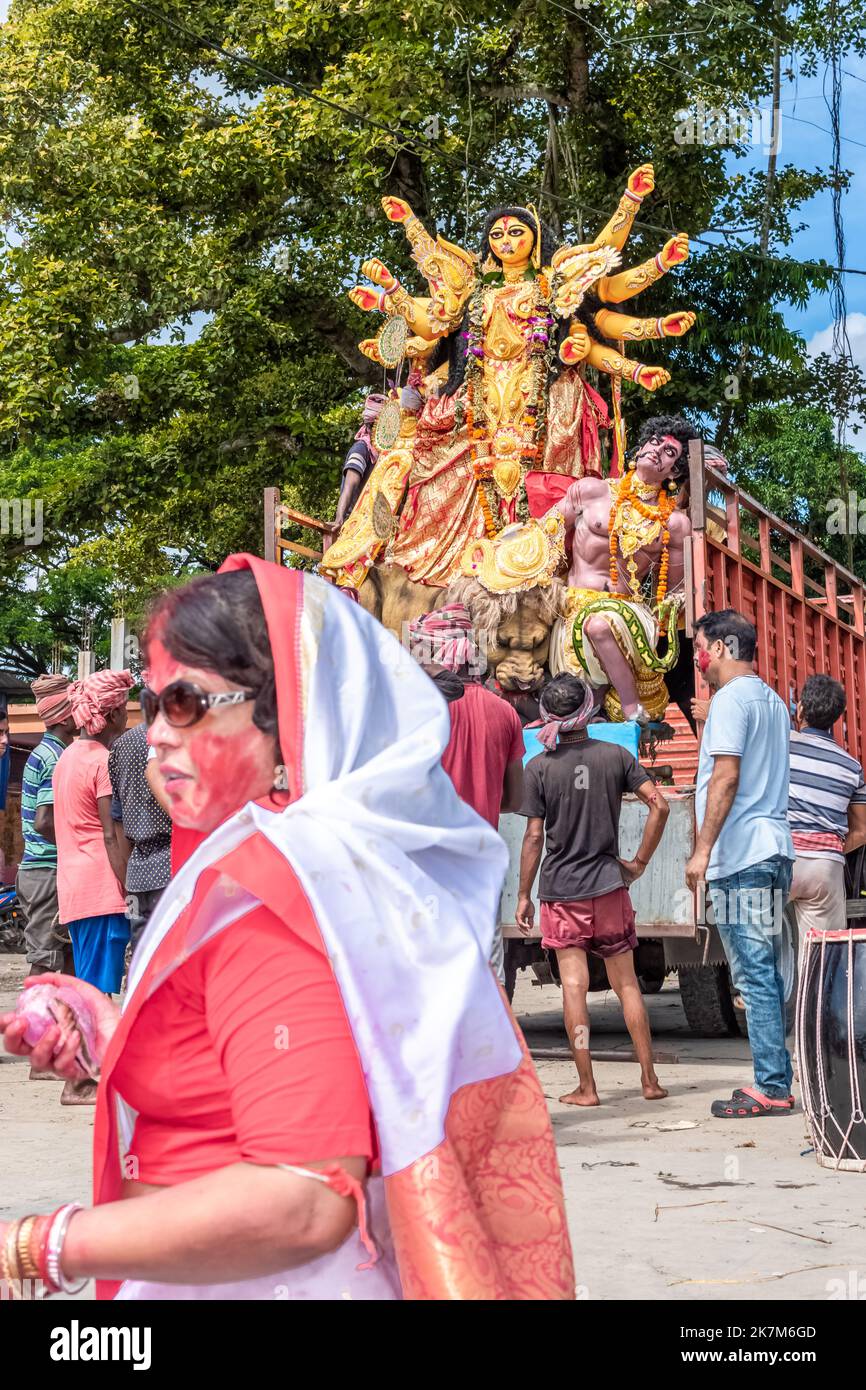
[541,104,563,240]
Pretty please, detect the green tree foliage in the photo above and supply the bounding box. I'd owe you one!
[725,402,866,578]
[0,0,863,668]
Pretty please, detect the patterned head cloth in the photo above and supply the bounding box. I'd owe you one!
[30,674,73,727]
[353,392,387,449]
[528,683,597,751]
[406,604,478,673]
[69,669,134,735]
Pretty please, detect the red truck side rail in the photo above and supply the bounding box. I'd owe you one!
[686,439,866,764]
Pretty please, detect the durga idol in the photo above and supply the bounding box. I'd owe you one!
[320,164,694,607]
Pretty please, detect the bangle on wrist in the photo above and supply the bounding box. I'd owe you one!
[1,1215,44,1299]
[16,1216,39,1281]
[2,1218,23,1291]
[45,1203,87,1295]
[28,1215,52,1286]
[381,278,401,299]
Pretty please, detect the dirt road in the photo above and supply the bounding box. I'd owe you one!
[1,957,861,1302]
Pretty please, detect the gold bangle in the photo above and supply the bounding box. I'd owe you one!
[3,1220,22,1295]
[17,1216,40,1282]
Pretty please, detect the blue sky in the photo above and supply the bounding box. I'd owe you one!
[716,48,866,370]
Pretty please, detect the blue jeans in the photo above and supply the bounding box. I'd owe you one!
[708,854,794,1099]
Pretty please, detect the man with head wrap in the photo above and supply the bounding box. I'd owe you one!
[408,603,525,985]
[16,676,78,983]
[51,671,134,1062]
[516,673,671,1107]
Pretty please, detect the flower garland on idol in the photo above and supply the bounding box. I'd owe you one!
[463,270,558,539]
[608,467,677,632]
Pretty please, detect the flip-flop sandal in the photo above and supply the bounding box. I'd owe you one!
[59,1078,98,1106]
[711,1085,795,1118]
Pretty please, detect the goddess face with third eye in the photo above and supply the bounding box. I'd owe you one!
[487,215,534,269]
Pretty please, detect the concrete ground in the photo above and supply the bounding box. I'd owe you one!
[514,970,863,1302]
[1,956,861,1302]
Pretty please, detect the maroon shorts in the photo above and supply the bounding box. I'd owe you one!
[540,887,638,958]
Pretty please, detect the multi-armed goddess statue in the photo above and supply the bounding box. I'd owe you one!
[320,165,698,723]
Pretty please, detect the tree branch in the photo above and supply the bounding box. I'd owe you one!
[479,85,570,108]
[315,313,380,384]
[106,296,225,344]
[217,428,301,456]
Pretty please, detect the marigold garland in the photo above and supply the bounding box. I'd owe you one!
[608,470,677,615]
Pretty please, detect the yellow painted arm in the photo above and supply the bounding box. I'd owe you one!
[585,341,671,392]
[598,233,689,305]
[594,308,696,341]
[592,165,654,252]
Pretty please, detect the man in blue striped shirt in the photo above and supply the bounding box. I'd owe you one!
[787,674,866,934]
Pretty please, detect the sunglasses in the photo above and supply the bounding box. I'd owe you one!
[141,680,256,729]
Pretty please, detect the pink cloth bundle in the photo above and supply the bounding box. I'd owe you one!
[15,983,100,1078]
[527,683,598,750]
[407,603,478,672]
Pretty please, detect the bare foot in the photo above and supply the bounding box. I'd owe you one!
[642,1078,668,1100]
[559,1087,601,1107]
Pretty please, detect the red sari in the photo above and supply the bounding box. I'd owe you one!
[92,555,575,1299]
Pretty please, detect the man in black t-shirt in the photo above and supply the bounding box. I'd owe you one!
[517,674,670,1107]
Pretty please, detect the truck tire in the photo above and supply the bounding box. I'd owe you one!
[678,909,800,1038]
[678,964,740,1036]
[638,975,664,994]
[504,939,546,1003]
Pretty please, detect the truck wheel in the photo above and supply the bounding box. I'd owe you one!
[678,964,740,1036]
[638,975,664,995]
[504,939,546,1003]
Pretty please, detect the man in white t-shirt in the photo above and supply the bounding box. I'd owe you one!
[685,609,795,1119]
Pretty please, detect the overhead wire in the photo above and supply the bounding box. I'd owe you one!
[119,0,866,279]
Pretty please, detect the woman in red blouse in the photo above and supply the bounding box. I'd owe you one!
[1,556,574,1301]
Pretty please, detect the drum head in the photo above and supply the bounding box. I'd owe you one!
[799,932,866,1169]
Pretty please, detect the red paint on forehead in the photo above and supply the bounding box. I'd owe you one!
[146,638,186,693]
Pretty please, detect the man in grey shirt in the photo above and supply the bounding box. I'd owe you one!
[686,609,795,1119]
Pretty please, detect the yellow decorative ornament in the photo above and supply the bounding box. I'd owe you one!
[459,514,565,593]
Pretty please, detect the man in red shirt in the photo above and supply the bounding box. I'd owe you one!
[408,605,524,982]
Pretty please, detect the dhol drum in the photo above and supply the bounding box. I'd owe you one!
[797,928,866,1171]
